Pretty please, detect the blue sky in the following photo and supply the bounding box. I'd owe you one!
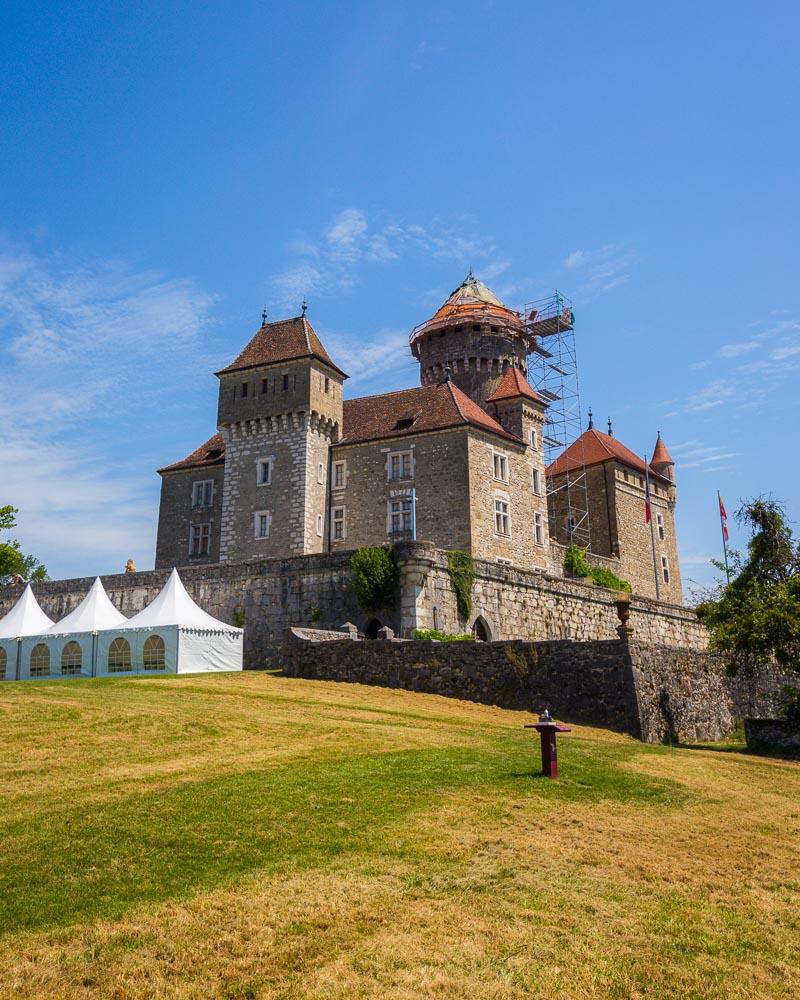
[1,1,798,593]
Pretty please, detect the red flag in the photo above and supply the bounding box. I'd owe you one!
[644,461,652,524]
[718,494,729,541]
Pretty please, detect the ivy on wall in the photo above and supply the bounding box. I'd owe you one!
[447,550,475,623]
[351,546,398,612]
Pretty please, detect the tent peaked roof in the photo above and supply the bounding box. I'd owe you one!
[486,366,546,405]
[0,584,54,638]
[125,569,241,631]
[49,577,127,634]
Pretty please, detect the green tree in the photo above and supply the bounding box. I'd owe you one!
[0,505,48,586]
[696,498,800,672]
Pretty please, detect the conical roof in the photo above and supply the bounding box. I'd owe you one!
[651,433,674,469]
[486,366,547,405]
[0,585,54,638]
[48,577,127,633]
[125,569,241,631]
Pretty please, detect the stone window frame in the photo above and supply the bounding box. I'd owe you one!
[189,523,211,558]
[534,511,545,546]
[387,449,414,482]
[496,556,513,566]
[331,506,346,541]
[254,510,271,540]
[191,479,214,508]
[315,514,324,537]
[529,427,538,450]
[256,457,274,487]
[656,512,665,540]
[492,450,509,484]
[493,494,511,537]
[661,554,670,584]
[532,467,542,495]
[387,497,413,536]
[332,460,346,490]
[317,462,325,485]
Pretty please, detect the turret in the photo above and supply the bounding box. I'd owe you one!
[409,272,528,408]
[651,432,675,486]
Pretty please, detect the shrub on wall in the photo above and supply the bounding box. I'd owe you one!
[447,550,475,623]
[414,628,472,642]
[563,544,591,578]
[563,544,631,592]
[351,546,398,612]
[589,566,633,593]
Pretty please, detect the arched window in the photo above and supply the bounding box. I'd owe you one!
[471,617,489,642]
[0,647,6,680]
[107,637,131,673]
[61,641,82,675]
[30,643,50,677]
[143,634,166,671]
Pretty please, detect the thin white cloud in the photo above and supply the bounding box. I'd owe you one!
[770,343,800,361]
[718,340,759,358]
[561,244,634,302]
[325,208,368,247]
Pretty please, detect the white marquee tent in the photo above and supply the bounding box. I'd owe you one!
[0,585,54,681]
[2,570,243,681]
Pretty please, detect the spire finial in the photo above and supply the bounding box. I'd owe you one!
[301,298,307,316]
[261,307,268,326]
[657,429,662,440]
[587,407,593,430]
[607,417,613,437]
[444,364,452,383]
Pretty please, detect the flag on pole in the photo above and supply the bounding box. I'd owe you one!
[644,463,652,524]
[718,493,729,542]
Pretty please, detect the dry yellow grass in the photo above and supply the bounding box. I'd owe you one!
[0,671,798,999]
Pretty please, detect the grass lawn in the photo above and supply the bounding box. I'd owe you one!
[0,673,798,999]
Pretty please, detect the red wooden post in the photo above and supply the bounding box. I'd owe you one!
[525,712,571,778]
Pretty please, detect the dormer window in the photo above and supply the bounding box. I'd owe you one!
[394,416,416,430]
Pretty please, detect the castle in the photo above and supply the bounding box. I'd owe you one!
[155,274,683,604]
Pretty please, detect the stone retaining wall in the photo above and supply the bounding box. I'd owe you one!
[744,719,800,753]
[283,627,791,744]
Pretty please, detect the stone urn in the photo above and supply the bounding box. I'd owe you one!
[615,593,633,637]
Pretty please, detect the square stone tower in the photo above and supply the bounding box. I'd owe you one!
[215,313,347,562]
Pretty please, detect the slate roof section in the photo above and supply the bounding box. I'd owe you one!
[341,381,523,445]
[486,366,547,405]
[158,433,226,475]
[217,315,347,378]
[546,428,669,482]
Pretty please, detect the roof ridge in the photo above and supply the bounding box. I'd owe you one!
[446,380,469,422]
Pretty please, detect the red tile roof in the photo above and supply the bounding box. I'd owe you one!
[546,428,669,482]
[217,315,347,378]
[158,433,226,475]
[341,381,523,445]
[651,433,674,469]
[486,366,547,404]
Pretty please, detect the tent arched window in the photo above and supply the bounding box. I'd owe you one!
[143,634,166,671]
[30,643,50,677]
[61,641,82,675]
[108,637,131,673]
[0,647,6,679]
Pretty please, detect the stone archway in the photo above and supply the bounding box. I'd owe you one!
[469,614,494,642]
[364,618,383,640]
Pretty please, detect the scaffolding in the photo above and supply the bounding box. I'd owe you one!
[524,291,592,551]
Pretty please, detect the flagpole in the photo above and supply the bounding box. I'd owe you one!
[644,455,661,601]
[717,490,731,584]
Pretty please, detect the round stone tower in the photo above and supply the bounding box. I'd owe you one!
[409,272,529,408]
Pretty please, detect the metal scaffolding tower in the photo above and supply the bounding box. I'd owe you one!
[524,291,592,551]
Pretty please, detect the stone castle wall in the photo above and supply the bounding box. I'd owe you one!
[283,628,792,744]
[0,542,707,670]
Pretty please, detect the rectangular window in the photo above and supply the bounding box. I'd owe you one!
[389,498,413,536]
[661,555,670,584]
[534,511,544,545]
[261,378,268,394]
[282,373,289,391]
[389,451,412,481]
[317,462,324,485]
[332,506,345,541]
[532,468,541,495]
[493,453,509,483]
[324,376,330,393]
[529,428,538,450]
[494,498,510,536]
[191,480,214,508]
[254,511,271,539]
[189,523,211,557]
[316,514,323,537]
[333,461,345,489]
[257,458,273,486]
[241,382,248,398]
[656,512,665,540]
